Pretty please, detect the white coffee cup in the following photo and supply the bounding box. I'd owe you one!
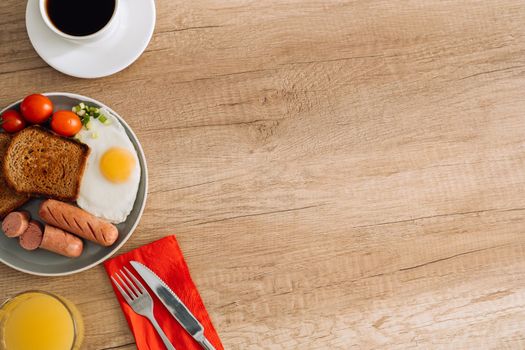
[39,0,120,43]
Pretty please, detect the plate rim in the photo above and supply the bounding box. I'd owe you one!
[0,92,148,276]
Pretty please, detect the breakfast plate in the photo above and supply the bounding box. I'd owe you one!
[0,92,148,276]
[25,0,156,78]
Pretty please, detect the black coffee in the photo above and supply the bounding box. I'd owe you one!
[46,0,116,37]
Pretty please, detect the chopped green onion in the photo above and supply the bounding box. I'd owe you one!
[73,102,112,128]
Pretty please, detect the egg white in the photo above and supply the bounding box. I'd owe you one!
[76,110,141,223]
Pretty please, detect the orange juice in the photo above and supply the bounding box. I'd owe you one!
[0,291,83,350]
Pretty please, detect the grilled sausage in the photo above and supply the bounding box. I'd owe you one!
[2,211,30,238]
[19,220,43,250]
[39,199,118,246]
[40,225,83,258]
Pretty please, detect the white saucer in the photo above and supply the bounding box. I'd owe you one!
[26,0,156,78]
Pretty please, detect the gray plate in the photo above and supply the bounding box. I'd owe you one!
[0,92,148,276]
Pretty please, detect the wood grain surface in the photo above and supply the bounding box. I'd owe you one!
[2,0,525,348]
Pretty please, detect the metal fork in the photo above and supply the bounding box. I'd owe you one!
[111,267,176,350]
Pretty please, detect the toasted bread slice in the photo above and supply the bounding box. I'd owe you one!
[0,133,29,217]
[4,126,90,201]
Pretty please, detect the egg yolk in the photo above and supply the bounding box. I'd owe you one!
[100,147,136,183]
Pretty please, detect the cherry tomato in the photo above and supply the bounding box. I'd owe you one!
[1,109,26,133]
[50,110,82,137]
[20,94,53,124]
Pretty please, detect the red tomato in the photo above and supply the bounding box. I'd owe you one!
[20,94,53,124]
[1,109,26,133]
[50,110,82,137]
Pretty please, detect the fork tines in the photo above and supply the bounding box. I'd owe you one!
[111,266,146,302]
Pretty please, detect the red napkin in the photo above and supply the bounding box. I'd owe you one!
[104,235,223,350]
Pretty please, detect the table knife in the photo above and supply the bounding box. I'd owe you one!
[130,261,216,350]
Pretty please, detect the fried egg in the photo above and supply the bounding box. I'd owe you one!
[76,109,140,223]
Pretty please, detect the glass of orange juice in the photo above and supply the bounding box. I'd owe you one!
[0,291,84,350]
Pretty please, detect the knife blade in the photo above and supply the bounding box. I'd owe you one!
[130,260,216,350]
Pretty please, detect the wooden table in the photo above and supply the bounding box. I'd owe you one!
[2,0,525,348]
